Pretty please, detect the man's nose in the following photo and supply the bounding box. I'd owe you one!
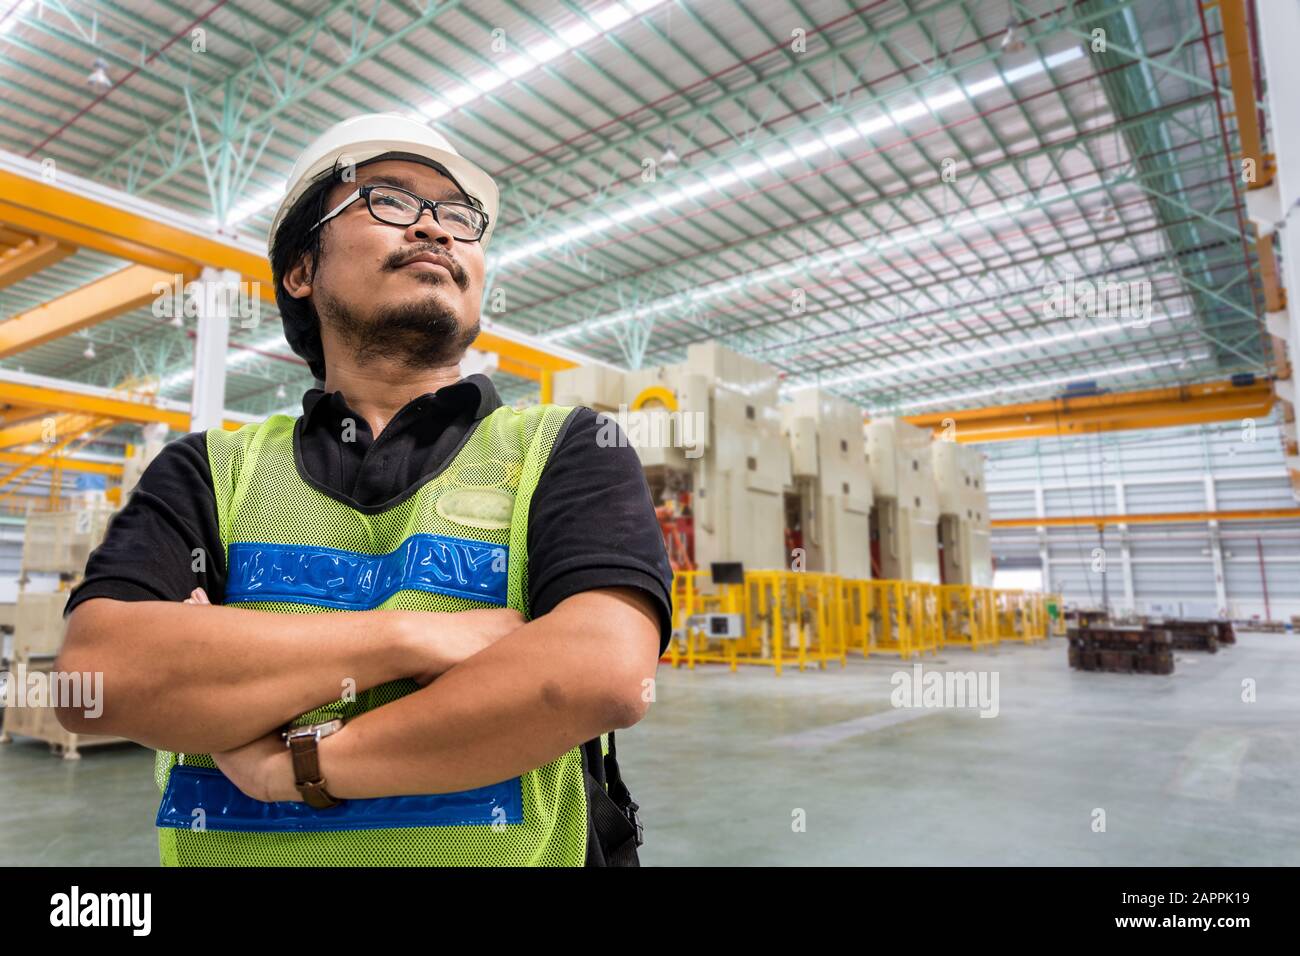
[404,208,455,246]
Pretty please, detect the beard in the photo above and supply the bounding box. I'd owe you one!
[314,282,480,369]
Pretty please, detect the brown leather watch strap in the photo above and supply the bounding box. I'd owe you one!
[288,735,341,809]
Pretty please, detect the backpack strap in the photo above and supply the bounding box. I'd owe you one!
[581,731,642,867]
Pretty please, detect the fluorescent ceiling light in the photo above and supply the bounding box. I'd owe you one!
[499,46,1085,272]
[548,143,1135,347]
[545,192,1030,342]
[224,0,666,227]
[159,328,296,393]
[225,182,286,228]
[889,353,1210,412]
[808,309,1191,390]
[0,1,34,36]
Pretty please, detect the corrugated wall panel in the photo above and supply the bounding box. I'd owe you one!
[1214,477,1298,509]
[1044,485,1116,516]
[987,489,1036,519]
[1123,482,1204,513]
[1131,560,1216,597]
[982,414,1300,617]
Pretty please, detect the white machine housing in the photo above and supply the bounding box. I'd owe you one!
[865,417,941,583]
[781,388,873,578]
[932,439,994,586]
[553,342,791,572]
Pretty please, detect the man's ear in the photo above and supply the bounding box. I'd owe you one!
[282,251,315,301]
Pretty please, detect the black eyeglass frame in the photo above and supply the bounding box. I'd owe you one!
[309,183,489,241]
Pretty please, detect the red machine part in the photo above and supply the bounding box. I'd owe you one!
[657,490,695,571]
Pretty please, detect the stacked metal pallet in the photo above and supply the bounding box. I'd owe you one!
[1067,623,1175,675]
[1148,618,1235,653]
[1214,620,1237,645]
[1242,619,1287,633]
[1064,608,1110,629]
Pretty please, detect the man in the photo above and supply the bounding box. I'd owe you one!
[55,113,672,867]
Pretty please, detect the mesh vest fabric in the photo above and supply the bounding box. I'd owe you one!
[154,402,586,866]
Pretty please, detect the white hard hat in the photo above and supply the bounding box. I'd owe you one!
[267,113,500,253]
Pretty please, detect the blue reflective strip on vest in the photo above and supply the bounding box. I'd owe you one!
[225,535,508,609]
[156,765,524,833]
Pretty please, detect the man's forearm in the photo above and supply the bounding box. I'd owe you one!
[316,589,660,799]
[56,597,419,753]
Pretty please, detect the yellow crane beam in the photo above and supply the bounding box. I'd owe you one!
[993,508,1300,529]
[0,411,103,451]
[0,234,73,289]
[0,405,45,425]
[1219,0,1272,187]
[0,225,35,246]
[0,263,183,358]
[0,168,268,296]
[0,379,246,432]
[0,449,121,477]
[0,421,115,504]
[904,379,1275,442]
[0,156,587,382]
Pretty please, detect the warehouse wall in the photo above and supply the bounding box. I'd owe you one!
[980,413,1300,621]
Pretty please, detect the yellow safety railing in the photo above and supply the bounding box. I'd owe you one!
[748,571,847,674]
[667,572,1053,672]
[840,577,873,658]
[863,580,941,659]
[666,570,747,671]
[665,569,847,675]
[938,585,999,651]
[994,589,1050,643]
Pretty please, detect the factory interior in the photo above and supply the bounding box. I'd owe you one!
[0,0,1298,877]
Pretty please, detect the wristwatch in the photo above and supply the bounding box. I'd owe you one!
[281,718,345,809]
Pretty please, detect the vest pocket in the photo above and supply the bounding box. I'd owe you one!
[156,764,524,832]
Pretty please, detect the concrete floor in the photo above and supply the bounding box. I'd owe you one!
[2,630,1297,865]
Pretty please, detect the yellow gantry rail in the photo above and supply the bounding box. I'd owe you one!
[0,264,182,358]
[0,380,248,433]
[938,585,1000,651]
[0,450,121,477]
[905,380,1276,442]
[0,153,587,385]
[993,508,1300,528]
[666,571,1057,674]
[0,232,73,289]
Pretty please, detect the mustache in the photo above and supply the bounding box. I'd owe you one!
[384,245,469,290]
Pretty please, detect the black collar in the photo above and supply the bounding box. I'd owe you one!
[288,373,505,512]
[299,373,502,433]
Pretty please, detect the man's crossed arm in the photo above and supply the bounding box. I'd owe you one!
[55,588,661,802]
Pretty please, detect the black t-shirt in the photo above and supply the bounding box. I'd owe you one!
[64,375,674,651]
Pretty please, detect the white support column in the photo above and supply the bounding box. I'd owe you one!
[1113,481,1136,613]
[1203,473,1229,615]
[1034,485,1051,593]
[1258,1,1300,487]
[189,267,235,433]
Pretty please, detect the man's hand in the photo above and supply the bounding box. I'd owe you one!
[206,604,524,803]
[397,607,525,685]
[211,731,298,804]
[184,587,211,605]
[315,588,662,799]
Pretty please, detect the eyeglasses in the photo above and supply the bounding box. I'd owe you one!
[311,183,489,241]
